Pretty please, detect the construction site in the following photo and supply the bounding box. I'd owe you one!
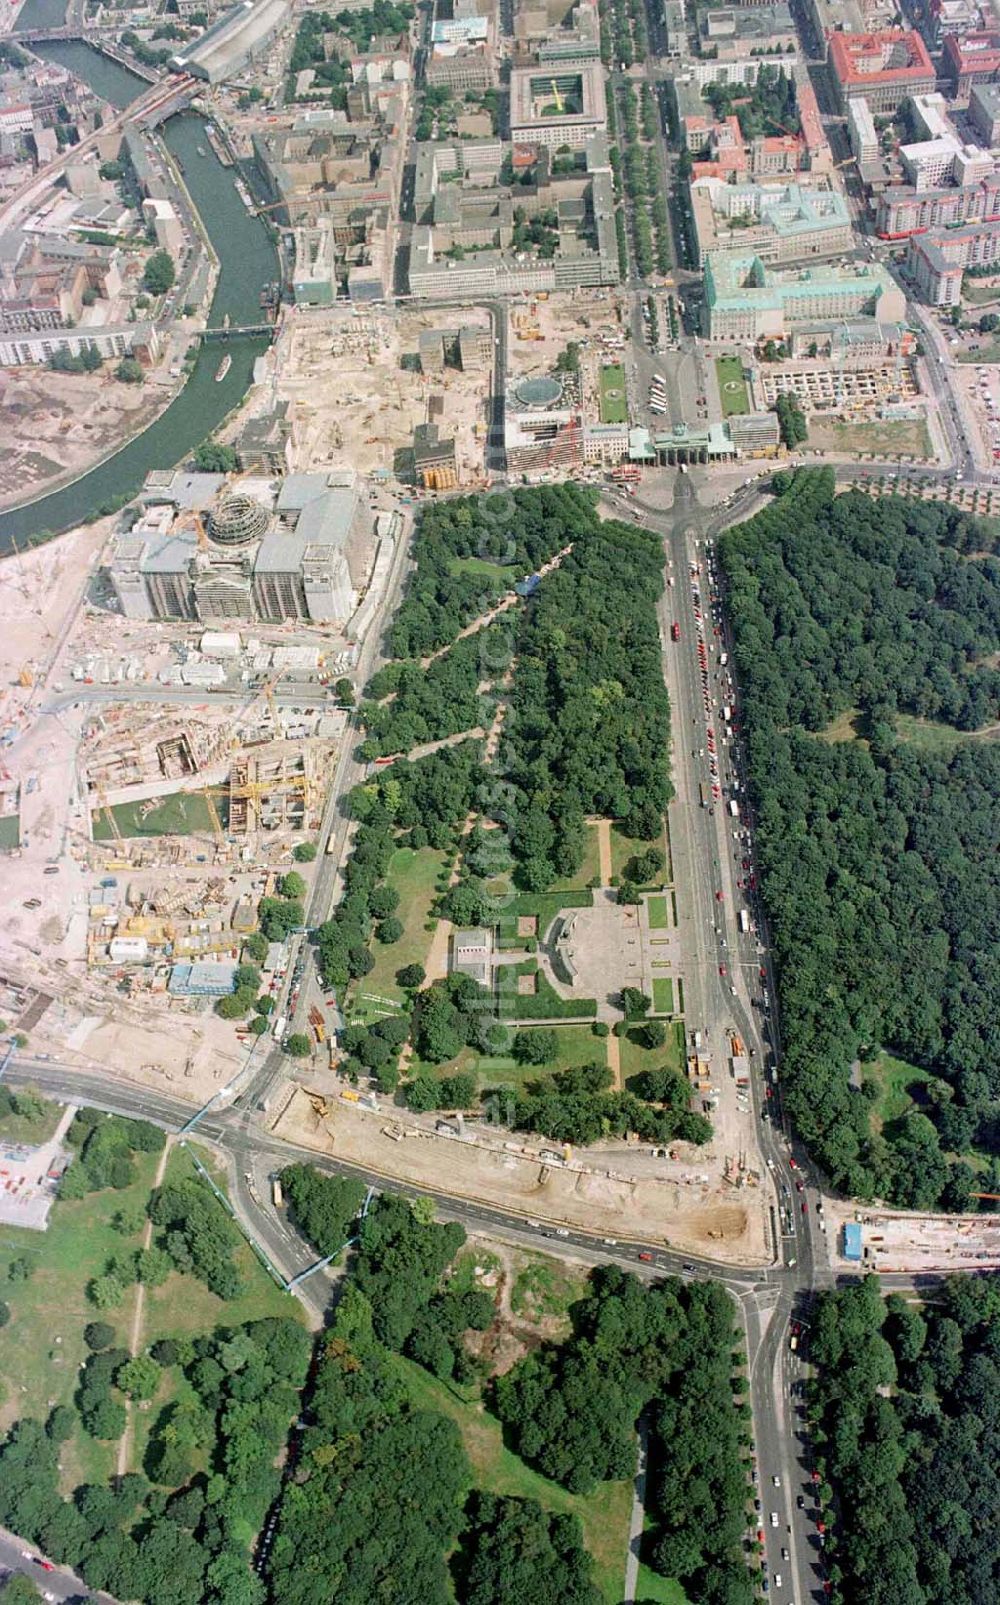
[270,305,496,485]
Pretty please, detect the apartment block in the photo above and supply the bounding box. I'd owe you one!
[876,175,1000,237]
[906,217,1000,302]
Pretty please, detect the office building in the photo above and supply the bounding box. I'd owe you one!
[408,137,618,295]
[509,61,607,147]
[413,422,458,488]
[291,218,336,306]
[943,31,1000,97]
[690,181,852,264]
[970,81,1000,145]
[828,30,935,113]
[697,3,797,59]
[703,251,905,340]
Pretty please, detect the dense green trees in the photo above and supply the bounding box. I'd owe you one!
[358,627,509,758]
[722,471,1000,1204]
[502,1062,710,1148]
[456,1493,602,1605]
[388,485,596,659]
[809,1274,1000,1605]
[772,391,807,447]
[142,249,175,295]
[504,519,672,885]
[278,1165,365,1256]
[266,1288,469,1605]
[147,1178,244,1299]
[352,1194,491,1381]
[59,1112,165,1200]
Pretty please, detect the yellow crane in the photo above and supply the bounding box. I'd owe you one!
[550,78,564,114]
[94,782,124,846]
[201,787,227,850]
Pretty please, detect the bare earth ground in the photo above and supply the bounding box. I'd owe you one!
[273,1087,769,1266]
[272,305,493,482]
[0,368,169,510]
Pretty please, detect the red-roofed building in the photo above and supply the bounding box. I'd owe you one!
[795,76,833,174]
[828,29,935,114]
[943,32,1000,97]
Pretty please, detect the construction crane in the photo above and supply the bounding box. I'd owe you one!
[550,78,564,114]
[174,510,210,551]
[94,782,124,846]
[201,787,227,850]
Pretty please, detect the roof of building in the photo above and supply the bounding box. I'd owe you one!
[944,30,1000,74]
[451,927,492,986]
[971,80,1000,115]
[142,470,226,509]
[828,28,934,87]
[843,1221,863,1259]
[705,250,897,309]
[174,0,289,80]
[168,960,238,995]
[256,483,361,570]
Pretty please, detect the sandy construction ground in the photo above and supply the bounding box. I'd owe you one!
[0,368,170,511]
[274,305,493,481]
[274,1087,770,1266]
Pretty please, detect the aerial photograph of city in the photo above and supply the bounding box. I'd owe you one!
[0,0,999,1597]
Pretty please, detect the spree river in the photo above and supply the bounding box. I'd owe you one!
[0,41,278,552]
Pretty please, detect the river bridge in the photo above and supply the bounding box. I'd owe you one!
[201,324,276,342]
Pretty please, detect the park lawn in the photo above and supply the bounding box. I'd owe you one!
[862,1052,946,1131]
[815,706,865,744]
[548,820,601,893]
[599,363,628,425]
[806,417,932,459]
[143,1143,301,1340]
[500,960,596,1021]
[895,713,1000,753]
[0,1145,161,1490]
[416,1026,607,1094]
[497,889,593,944]
[647,895,670,931]
[652,977,675,1015]
[610,820,672,885]
[94,789,226,841]
[957,334,1000,362]
[396,1354,634,1604]
[448,556,519,583]
[715,356,750,418]
[963,281,1000,306]
[353,847,447,1016]
[635,1562,690,1604]
[619,1020,687,1085]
